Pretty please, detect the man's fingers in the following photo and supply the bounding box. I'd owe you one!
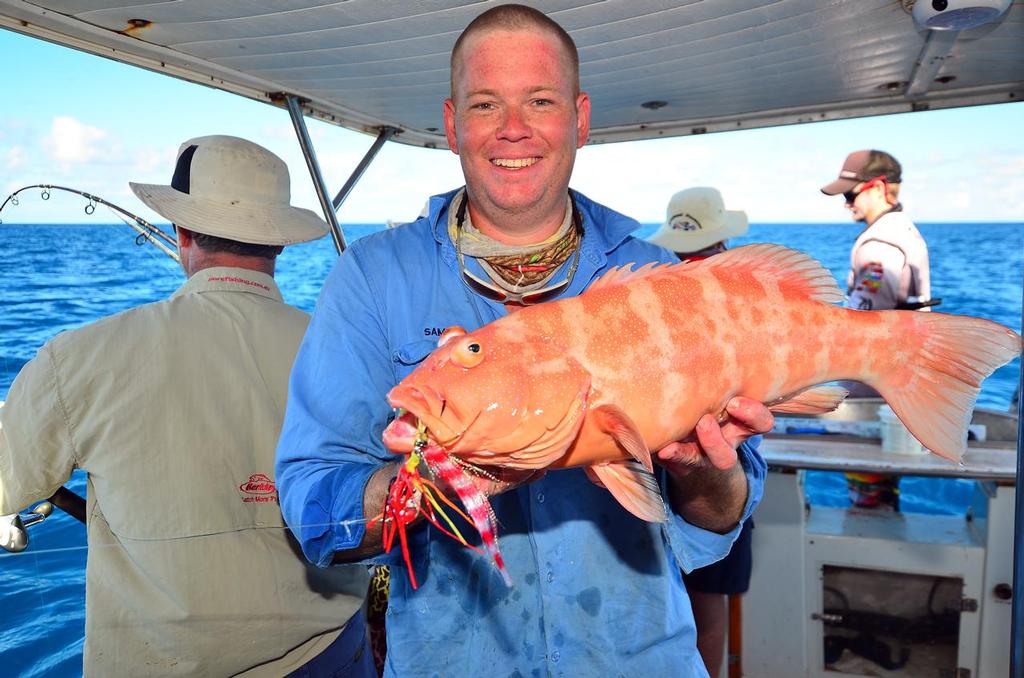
[695,414,738,470]
[655,441,702,478]
[657,440,701,463]
[656,441,691,463]
[726,397,775,434]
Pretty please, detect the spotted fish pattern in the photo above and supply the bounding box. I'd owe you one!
[384,244,1020,570]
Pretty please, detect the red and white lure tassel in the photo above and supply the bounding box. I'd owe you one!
[420,443,512,587]
[378,424,511,588]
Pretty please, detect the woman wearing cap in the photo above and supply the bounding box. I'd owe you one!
[821,149,931,315]
[822,149,933,511]
[648,186,754,678]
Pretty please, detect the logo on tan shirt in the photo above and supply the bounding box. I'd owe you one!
[208,275,271,292]
[239,473,279,504]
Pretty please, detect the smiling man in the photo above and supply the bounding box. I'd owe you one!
[276,6,769,676]
[443,19,589,243]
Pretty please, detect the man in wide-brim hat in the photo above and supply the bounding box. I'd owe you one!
[649,186,749,261]
[0,135,376,677]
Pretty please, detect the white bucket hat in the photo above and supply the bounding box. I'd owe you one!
[648,187,748,254]
[129,135,329,246]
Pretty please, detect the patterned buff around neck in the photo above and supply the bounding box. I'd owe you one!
[482,226,581,288]
[449,190,581,291]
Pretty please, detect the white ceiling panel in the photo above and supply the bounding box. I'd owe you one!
[1,0,1020,147]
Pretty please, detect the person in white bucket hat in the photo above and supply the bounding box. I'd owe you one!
[648,186,752,678]
[0,135,376,677]
[649,186,749,260]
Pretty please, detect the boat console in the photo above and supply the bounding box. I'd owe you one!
[743,398,1017,677]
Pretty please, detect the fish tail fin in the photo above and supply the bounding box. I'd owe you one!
[423,445,513,586]
[872,313,1020,461]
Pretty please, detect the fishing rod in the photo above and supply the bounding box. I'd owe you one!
[0,184,180,262]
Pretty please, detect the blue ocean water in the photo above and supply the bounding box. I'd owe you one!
[1,220,1021,676]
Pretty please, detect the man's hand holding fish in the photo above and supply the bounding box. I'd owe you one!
[657,396,774,533]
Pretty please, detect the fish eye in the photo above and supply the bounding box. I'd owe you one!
[451,339,485,368]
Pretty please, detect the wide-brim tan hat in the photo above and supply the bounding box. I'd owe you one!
[130,135,329,246]
[648,187,748,254]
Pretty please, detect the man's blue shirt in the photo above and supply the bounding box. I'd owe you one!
[276,189,766,677]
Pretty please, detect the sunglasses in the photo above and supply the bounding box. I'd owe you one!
[843,176,887,204]
[454,194,583,306]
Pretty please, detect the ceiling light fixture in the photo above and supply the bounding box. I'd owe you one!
[907,0,1012,31]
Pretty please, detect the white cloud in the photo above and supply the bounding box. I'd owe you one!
[260,122,301,142]
[5,145,25,170]
[42,116,108,168]
[129,145,177,179]
[950,191,971,211]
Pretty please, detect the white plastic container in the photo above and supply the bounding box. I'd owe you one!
[877,404,926,454]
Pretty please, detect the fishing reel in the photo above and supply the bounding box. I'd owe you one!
[0,502,55,553]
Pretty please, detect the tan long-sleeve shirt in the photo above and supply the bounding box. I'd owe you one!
[0,267,367,676]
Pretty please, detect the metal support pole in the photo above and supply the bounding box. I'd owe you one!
[1013,282,1024,677]
[332,126,398,211]
[283,95,347,254]
[906,29,959,98]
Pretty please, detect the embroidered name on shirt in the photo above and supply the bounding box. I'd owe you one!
[423,327,448,337]
[208,275,271,292]
[239,473,279,503]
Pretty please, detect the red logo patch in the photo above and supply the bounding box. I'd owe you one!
[239,473,279,503]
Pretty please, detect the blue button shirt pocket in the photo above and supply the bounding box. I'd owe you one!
[392,338,437,381]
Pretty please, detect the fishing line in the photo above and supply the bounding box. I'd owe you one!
[0,518,373,558]
[102,204,178,266]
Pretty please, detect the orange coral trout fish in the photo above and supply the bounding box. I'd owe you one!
[380,244,1020,586]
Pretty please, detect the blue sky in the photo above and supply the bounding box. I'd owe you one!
[1,28,1022,225]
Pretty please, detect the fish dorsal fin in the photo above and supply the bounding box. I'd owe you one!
[586,262,666,293]
[688,244,844,304]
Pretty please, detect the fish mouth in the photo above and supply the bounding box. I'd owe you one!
[381,410,420,452]
[385,384,465,451]
[383,378,592,466]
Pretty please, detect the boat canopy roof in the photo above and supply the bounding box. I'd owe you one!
[1,0,1021,147]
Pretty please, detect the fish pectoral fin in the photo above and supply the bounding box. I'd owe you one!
[769,386,849,414]
[592,404,653,472]
[589,461,667,523]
